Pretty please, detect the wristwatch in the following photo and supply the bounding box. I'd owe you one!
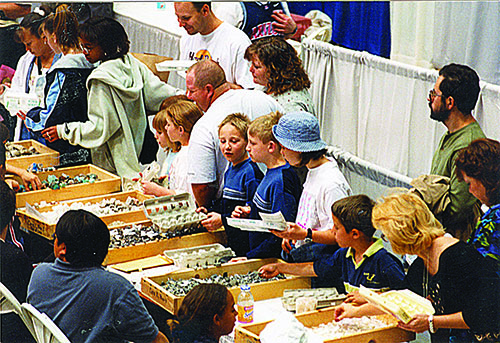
[428,315,437,334]
[305,228,313,241]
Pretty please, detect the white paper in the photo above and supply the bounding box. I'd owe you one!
[226,211,287,233]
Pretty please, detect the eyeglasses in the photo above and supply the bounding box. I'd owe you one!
[428,89,444,102]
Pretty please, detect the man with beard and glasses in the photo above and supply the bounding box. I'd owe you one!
[428,63,486,241]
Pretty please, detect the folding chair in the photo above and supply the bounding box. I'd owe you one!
[0,281,23,315]
[21,303,71,343]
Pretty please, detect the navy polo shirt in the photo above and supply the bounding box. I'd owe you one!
[313,238,405,293]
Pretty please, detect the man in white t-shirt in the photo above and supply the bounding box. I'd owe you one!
[185,60,282,209]
[174,2,255,89]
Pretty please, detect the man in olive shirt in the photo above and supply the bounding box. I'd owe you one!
[428,63,485,241]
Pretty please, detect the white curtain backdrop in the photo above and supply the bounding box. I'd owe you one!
[301,38,500,189]
[391,1,500,86]
[390,2,435,69]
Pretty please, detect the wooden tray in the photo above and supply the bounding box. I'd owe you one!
[6,140,59,170]
[15,164,121,208]
[16,191,151,239]
[104,225,227,266]
[235,309,415,343]
[141,258,311,315]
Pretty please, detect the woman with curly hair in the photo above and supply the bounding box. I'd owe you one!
[169,283,237,343]
[244,36,315,114]
[456,138,500,275]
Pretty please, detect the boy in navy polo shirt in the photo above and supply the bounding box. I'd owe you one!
[233,111,302,259]
[259,195,405,293]
[200,113,264,256]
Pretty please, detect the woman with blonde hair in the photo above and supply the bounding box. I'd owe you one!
[335,192,500,343]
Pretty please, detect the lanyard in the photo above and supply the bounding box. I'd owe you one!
[25,56,42,93]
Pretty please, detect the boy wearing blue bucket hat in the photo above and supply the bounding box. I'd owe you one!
[271,111,352,269]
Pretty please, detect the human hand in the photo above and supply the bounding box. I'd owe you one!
[334,303,360,321]
[5,179,20,192]
[271,10,297,36]
[344,291,368,306]
[196,206,208,214]
[272,222,307,240]
[258,263,280,278]
[201,212,222,232]
[281,238,293,253]
[397,314,432,333]
[141,180,163,196]
[232,205,251,218]
[41,126,60,143]
[19,169,42,190]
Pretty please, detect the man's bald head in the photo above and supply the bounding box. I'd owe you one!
[188,59,226,89]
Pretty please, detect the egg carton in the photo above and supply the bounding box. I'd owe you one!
[164,243,235,269]
[281,288,347,311]
[143,193,206,232]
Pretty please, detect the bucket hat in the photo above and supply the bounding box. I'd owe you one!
[272,111,327,152]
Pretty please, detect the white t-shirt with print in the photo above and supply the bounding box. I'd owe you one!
[179,22,255,89]
[295,158,352,246]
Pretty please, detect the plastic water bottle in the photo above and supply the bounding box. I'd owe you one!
[237,284,254,323]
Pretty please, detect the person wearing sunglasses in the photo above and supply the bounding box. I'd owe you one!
[428,63,486,241]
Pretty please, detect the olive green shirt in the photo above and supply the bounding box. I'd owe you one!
[430,121,485,237]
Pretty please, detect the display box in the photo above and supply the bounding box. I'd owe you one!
[15,164,121,208]
[16,191,150,240]
[235,309,415,343]
[5,140,59,170]
[141,258,311,315]
[104,225,227,266]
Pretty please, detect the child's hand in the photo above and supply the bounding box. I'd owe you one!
[19,169,42,190]
[196,206,208,214]
[232,205,251,218]
[141,180,162,196]
[281,238,293,253]
[258,263,280,278]
[5,179,20,192]
[201,212,222,232]
[344,291,367,306]
[334,303,359,321]
[271,222,307,240]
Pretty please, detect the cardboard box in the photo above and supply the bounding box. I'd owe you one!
[15,164,121,208]
[141,258,311,315]
[104,226,227,266]
[235,309,415,343]
[6,140,59,170]
[16,191,150,239]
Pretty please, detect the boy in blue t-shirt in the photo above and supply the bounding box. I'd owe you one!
[233,111,302,259]
[201,113,264,256]
[259,195,405,293]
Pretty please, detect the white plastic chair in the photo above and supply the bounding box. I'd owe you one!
[21,303,71,343]
[0,281,23,315]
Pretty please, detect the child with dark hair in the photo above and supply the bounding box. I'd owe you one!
[170,283,237,343]
[41,16,180,178]
[270,111,351,265]
[27,209,168,343]
[19,4,93,166]
[259,195,405,293]
[0,179,34,342]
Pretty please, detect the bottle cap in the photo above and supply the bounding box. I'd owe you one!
[240,284,250,291]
